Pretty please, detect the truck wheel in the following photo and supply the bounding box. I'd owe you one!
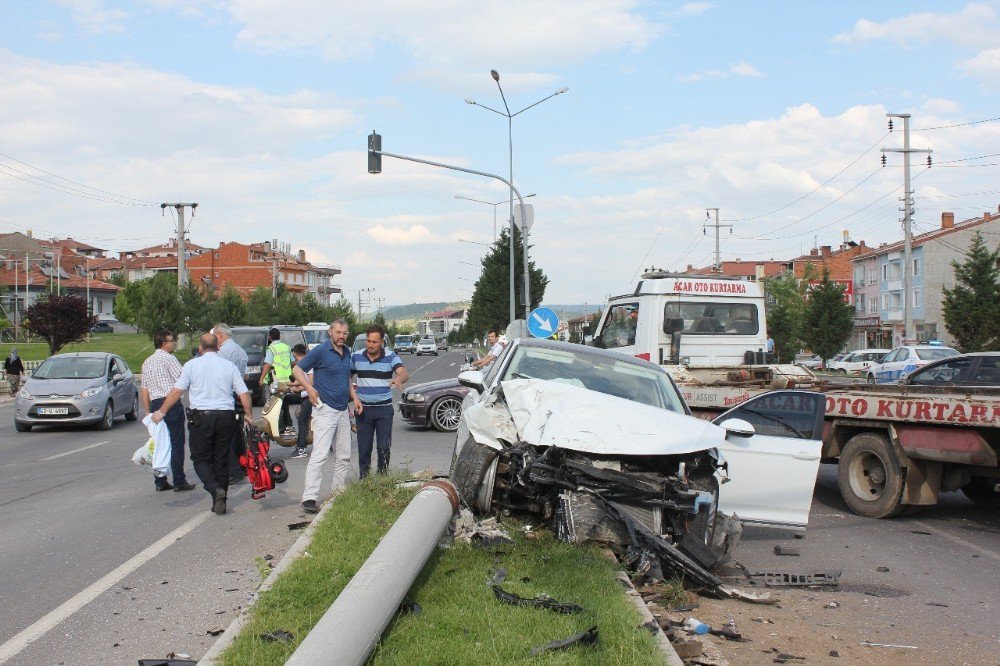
[962,477,1000,506]
[838,433,906,518]
[866,373,876,385]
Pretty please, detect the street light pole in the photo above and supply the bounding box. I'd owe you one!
[466,72,568,321]
[454,193,535,244]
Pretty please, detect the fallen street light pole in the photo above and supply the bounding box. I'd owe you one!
[368,131,531,326]
[285,480,460,666]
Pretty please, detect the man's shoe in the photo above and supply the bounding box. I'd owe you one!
[213,488,228,515]
[288,448,308,459]
[156,482,173,491]
[173,482,197,492]
[302,499,319,514]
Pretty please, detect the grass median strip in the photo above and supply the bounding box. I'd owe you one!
[219,474,663,665]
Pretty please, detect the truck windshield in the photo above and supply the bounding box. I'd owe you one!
[664,301,759,335]
[304,329,327,344]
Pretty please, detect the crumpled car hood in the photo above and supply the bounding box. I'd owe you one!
[466,378,725,456]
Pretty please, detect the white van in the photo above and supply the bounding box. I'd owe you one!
[303,322,328,350]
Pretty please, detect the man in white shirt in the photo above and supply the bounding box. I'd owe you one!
[471,329,505,373]
[153,333,253,515]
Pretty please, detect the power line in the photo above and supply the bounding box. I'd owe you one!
[0,151,158,206]
[736,132,889,223]
[912,115,1000,132]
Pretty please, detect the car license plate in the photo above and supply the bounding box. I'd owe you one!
[39,407,69,415]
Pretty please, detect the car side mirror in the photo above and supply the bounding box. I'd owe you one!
[718,418,755,438]
[458,370,485,392]
[111,373,125,384]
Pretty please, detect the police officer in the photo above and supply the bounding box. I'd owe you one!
[153,333,253,515]
[260,328,294,434]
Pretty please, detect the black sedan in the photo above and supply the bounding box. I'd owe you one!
[902,351,1000,387]
[399,378,471,432]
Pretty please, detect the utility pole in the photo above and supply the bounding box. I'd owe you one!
[161,202,198,288]
[270,238,280,300]
[357,288,375,320]
[704,208,732,273]
[882,114,931,344]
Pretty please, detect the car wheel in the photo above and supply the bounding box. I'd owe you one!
[961,477,1000,506]
[430,396,463,432]
[449,438,499,510]
[15,421,32,432]
[866,373,876,385]
[97,402,115,430]
[125,393,139,421]
[837,433,906,518]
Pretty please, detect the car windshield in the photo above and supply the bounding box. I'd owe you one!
[396,336,414,345]
[916,348,959,361]
[420,338,434,344]
[304,329,327,344]
[232,331,265,354]
[500,345,686,413]
[34,357,106,379]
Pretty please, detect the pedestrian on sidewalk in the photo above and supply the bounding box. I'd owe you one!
[152,333,253,516]
[293,319,359,514]
[213,322,249,484]
[352,324,408,478]
[139,330,195,493]
[4,348,24,395]
[286,343,312,459]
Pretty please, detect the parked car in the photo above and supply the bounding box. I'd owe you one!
[302,322,329,350]
[437,338,449,351]
[830,349,891,375]
[901,351,1000,387]
[824,353,850,372]
[451,339,825,534]
[15,352,138,432]
[415,337,438,356]
[795,354,824,370]
[866,344,960,384]
[90,321,115,334]
[399,379,471,431]
[231,325,307,405]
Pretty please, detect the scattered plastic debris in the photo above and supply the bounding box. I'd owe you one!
[288,521,310,531]
[259,629,295,643]
[529,626,599,656]
[861,640,917,649]
[491,585,584,614]
[773,546,800,556]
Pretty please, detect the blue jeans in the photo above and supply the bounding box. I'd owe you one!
[150,398,188,486]
[296,399,313,449]
[356,404,393,478]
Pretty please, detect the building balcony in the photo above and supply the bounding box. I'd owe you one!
[883,310,903,322]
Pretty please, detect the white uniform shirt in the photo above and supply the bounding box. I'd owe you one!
[175,352,250,410]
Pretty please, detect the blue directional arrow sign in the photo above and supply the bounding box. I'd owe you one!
[528,306,559,339]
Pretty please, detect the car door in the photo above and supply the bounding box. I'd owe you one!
[114,357,133,410]
[905,357,973,386]
[712,390,825,530]
[874,349,901,382]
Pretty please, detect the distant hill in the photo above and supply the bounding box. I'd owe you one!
[379,302,468,322]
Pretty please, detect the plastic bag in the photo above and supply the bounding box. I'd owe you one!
[132,437,156,468]
[137,414,172,475]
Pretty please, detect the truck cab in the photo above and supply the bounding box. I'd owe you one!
[593,270,769,366]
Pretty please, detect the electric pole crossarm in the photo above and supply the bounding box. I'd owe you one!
[161,202,198,288]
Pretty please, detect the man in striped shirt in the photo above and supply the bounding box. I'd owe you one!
[352,325,408,478]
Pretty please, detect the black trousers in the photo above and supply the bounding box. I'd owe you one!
[187,410,237,496]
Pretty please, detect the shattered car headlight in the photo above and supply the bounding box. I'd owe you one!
[80,386,104,398]
[405,393,425,403]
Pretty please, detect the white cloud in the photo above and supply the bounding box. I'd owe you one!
[678,61,762,82]
[962,47,1000,82]
[56,0,128,33]
[675,2,713,17]
[227,1,660,73]
[832,3,998,47]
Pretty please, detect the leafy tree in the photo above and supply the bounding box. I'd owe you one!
[105,272,127,288]
[245,287,276,326]
[25,295,96,355]
[212,285,248,325]
[942,231,1000,351]
[179,281,215,335]
[465,226,548,338]
[137,273,185,339]
[763,270,808,363]
[325,297,360,337]
[801,266,854,363]
[274,291,305,325]
[113,277,151,330]
[299,293,326,324]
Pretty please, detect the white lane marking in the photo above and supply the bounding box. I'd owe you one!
[908,518,1000,562]
[41,440,113,461]
[0,510,211,664]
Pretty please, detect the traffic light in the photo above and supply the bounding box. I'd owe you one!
[368,132,382,174]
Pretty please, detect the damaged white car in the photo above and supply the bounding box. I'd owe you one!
[449,339,825,583]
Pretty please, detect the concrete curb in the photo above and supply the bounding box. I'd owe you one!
[198,487,343,664]
[616,571,685,666]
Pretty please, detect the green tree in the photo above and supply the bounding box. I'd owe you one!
[137,273,185,339]
[179,281,215,335]
[465,226,548,338]
[274,291,306,325]
[762,269,812,363]
[25,295,96,355]
[801,266,854,363]
[245,287,276,326]
[299,293,326,324]
[212,285,248,325]
[325,297,360,337]
[113,277,151,330]
[942,231,1000,351]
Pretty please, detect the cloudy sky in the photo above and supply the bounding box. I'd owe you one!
[2,1,1000,307]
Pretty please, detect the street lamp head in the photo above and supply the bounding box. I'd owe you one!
[556,87,569,94]
[464,98,476,105]
[490,70,500,82]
